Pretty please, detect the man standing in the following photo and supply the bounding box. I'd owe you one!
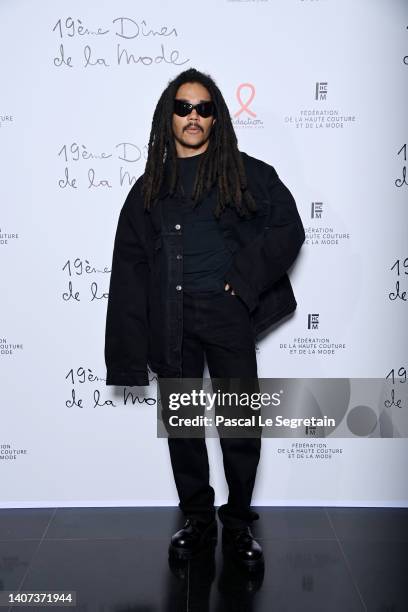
[105,68,305,572]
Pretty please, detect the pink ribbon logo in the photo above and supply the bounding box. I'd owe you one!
[233,83,257,118]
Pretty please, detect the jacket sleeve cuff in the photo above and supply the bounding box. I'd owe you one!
[106,369,149,387]
[225,267,259,314]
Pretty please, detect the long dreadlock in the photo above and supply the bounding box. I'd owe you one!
[141,68,258,219]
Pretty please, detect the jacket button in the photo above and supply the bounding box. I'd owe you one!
[176,254,182,260]
[175,223,181,230]
[176,285,182,291]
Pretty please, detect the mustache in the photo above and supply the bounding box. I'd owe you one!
[184,124,203,131]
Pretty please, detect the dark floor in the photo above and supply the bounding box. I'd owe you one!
[0,506,407,611]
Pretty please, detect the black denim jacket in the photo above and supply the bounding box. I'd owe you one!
[104,151,305,387]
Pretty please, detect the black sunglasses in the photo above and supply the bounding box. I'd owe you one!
[173,99,215,118]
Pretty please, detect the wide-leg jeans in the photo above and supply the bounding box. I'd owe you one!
[159,288,262,530]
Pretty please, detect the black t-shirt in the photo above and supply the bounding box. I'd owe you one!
[176,153,233,294]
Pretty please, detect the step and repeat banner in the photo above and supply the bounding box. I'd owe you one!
[1,0,407,508]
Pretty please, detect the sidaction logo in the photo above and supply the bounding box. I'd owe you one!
[231,83,264,129]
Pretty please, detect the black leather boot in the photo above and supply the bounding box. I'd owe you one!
[222,526,264,572]
[169,518,218,560]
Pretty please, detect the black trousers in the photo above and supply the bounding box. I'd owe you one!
[159,288,262,530]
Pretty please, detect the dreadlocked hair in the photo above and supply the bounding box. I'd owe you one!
[141,67,258,219]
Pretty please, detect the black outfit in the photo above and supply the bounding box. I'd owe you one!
[104,150,305,386]
[176,152,233,294]
[162,153,261,529]
[166,288,261,529]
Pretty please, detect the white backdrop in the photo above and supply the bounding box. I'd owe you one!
[1,0,407,508]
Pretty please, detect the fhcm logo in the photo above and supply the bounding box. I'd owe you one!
[315,82,328,100]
